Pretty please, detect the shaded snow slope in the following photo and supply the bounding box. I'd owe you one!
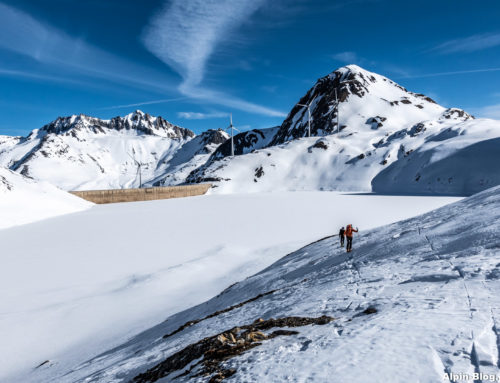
[0,192,460,382]
[189,65,500,195]
[0,167,91,229]
[148,129,229,187]
[0,110,196,190]
[62,186,500,383]
[372,119,500,195]
[210,126,279,159]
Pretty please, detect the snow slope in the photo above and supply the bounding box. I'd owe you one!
[148,129,229,187]
[0,192,460,382]
[188,65,500,196]
[59,186,500,383]
[372,119,500,195]
[0,111,195,190]
[0,167,91,229]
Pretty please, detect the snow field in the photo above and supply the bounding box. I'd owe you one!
[65,186,500,383]
[0,191,460,382]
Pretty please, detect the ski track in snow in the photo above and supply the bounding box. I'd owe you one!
[22,187,500,383]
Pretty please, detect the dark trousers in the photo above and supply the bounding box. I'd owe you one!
[346,236,353,251]
[340,235,344,246]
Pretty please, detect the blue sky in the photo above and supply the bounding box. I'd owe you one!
[1,0,500,136]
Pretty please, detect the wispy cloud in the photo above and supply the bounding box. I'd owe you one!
[332,51,359,64]
[431,32,500,54]
[0,2,176,93]
[469,104,500,119]
[98,98,186,111]
[261,85,278,93]
[398,67,500,79]
[0,67,85,85]
[178,111,228,120]
[142,0,286,118]
[143,0,265,88]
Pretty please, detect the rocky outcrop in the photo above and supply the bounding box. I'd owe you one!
[38,110,194,139]
[133,316,334,383]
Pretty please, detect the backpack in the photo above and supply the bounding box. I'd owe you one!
[346,224,352,236]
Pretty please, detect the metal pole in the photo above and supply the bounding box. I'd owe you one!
[335,88,339,134]
[308,107,311,137]
[139,165,142,188]
[231,126,234,156]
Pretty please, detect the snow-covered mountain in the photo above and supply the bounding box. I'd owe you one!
[0,111,197,190]
[187,126,279,184]
[0,167,91,229]
[188,65,500,195]
[53,184,500,382]
[2,65,499,195]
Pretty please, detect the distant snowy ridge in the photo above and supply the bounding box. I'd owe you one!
[0,111,228,191]
[58,184,500,383]
[0,167,91,229]
[188,65,500,196]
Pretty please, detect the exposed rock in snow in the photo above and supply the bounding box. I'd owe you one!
[186,127,278,184]
[211,127,279,159]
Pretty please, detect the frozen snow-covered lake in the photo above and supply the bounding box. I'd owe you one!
[0,191,460,382]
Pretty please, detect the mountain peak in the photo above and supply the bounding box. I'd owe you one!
[269,66,446,145]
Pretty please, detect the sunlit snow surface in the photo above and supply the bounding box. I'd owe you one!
[0,192,460,382]
[0,167,91,229]
[51,187,500,383]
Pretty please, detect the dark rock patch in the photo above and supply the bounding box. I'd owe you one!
[0,175,13,191]
[366,116,387,129]
[362,307,377,315]
[163,290,277,340]
[269,68,370,145]
[413,93,437,104]
[36,360,50,368]
[441,108,474,120]
[309,140,328,152]
[353,306,378,318]
[133,316,334,383]
[254,166,264,179]
[409,123,426,137]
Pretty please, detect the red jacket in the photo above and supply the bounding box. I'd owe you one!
[345,225,358,237]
